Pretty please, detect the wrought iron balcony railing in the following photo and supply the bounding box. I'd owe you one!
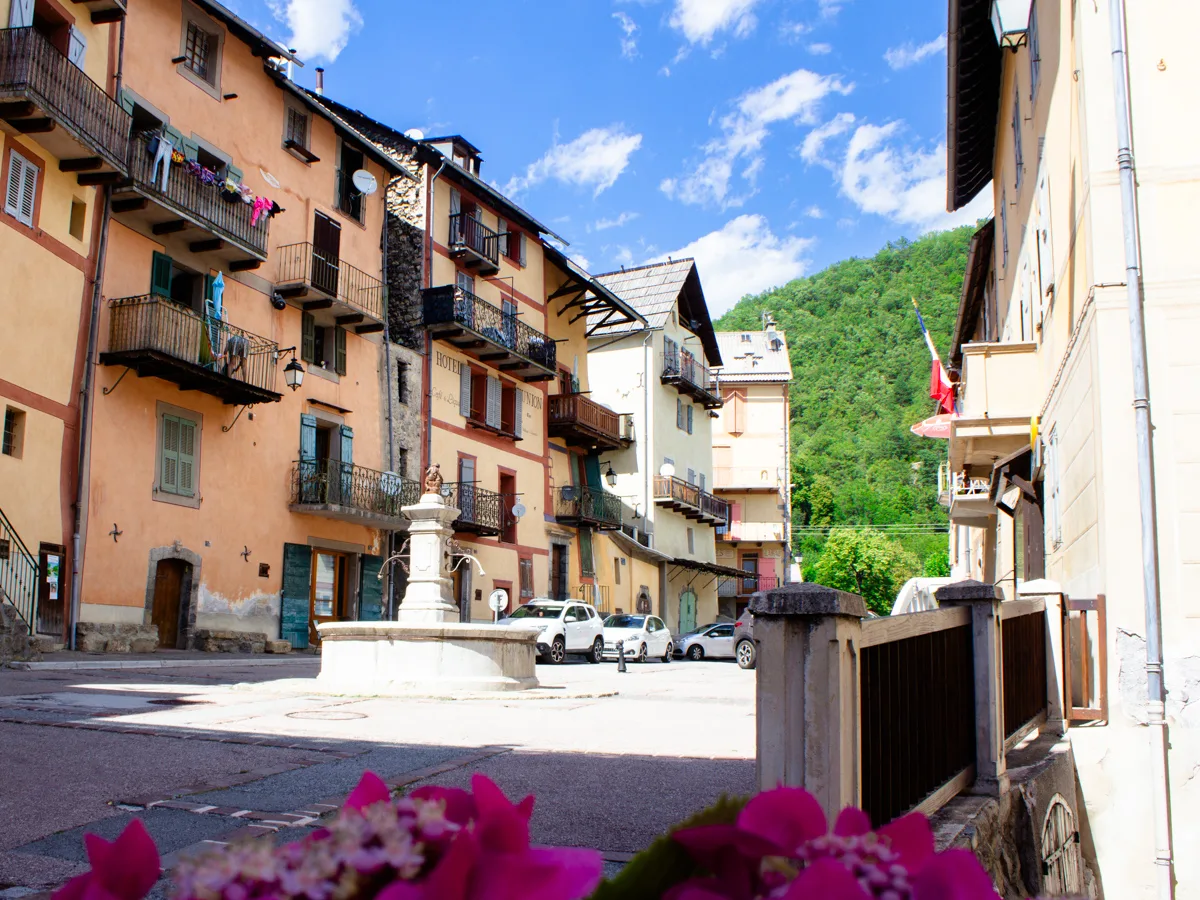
[0,27,132,173]
[101,295,281,405]
[547,393,628,450]
[422,285,557,381]
[554,486,623,530]
[448,212,499,273]
[121,131,269,260]
[275,242,386,325]
[662,340,723,409]
[292,459,409,525]
[653,475,730,526]
[440,482,505,537]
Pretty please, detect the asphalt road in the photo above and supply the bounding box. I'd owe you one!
[0,655,755,892]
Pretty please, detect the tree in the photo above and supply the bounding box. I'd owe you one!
[811,528,921,616]
[923,552,951,578]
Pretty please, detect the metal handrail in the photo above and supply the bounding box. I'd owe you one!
[0,27,131,170]
[547,393,622,442]
[662,340,721,404]
[554,486,623,527]
[275,242,386,322]
[0,504,39,631]
[128,131,268,257]
[449,212,499,266]
[107,295,279,394]
[422,286,557,373]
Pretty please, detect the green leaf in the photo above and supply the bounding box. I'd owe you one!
[589,794,749,900]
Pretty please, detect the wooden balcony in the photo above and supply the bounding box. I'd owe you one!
[100,295,282,406]
[112,131,268,266]
[653,475,729,526]
[554,486,623,530]
[422,285,557,382]
[290,460,409,529]
[71,0,127,21]
[662,343,722,409]
[275,242,386,331]
[547,393,629,450]
[0,27,131,175]
[448,212,500,275]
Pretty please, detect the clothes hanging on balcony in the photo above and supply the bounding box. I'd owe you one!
[151,136,175,192]
[251,196,273,226]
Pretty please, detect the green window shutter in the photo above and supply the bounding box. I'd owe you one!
[334,326,347,376]
[579,529,595,577]
[176,417,197,496]
[301,312,315,364]
[280,543,312,649]
[118,88,136,115]
[151,252,173,297]
[299,413,317,461]
[227,165,242,182]
[160,414,180,494]
[358,555,384,621]
[181,137,200,161]
[584,454,603,489]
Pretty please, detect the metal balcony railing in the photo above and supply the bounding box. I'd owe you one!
[937,462,991,505]
[448,212,499,268]
[292,459,410,520]
[276,242,386,323]
[662,340,722,409]
[554,486,623,529]
[127,131,268,258]
[440,482,505,536]
[0,27,132,171]
[653,475,730,526]
[422,285,557,377]
[103,296,280,405]
[547,393,627,449]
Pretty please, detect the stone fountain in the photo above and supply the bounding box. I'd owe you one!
[316,464,540,694]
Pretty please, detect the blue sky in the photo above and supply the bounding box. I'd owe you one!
[230,0,990,315]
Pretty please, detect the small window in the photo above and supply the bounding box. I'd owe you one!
[2,407,25,458]
[184,21,212,81]
[157,410,200,503]
[4,149,38,227]
[396,447,408,478]
[69,198,86,240]
[302,313,347,376]
[687,527,695,554]
[337,142,366,223]
[286,107,309,149]
[741,333,752,342]
[519,558,534,599]
[397,361,409,405]
[177,6,224,98]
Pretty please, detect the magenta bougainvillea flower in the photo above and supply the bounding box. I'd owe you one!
[669,786,998,900]
[55,818,161,900]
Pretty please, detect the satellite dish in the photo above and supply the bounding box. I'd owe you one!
[352,169,378,195]
[512,502,527,518]
[659,462,676,479]
[259,168,281,189]
[404,128,425,141]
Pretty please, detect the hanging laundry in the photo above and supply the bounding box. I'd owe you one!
[150,135,174,192]
[251,196,273,226]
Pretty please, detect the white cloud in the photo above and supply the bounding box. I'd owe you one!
[839,122,991,228]
[595,212,641,231]
[662,68,853,208]
[779,21,810,41]
[819,0,848,19]
[612,246,635,267]
[658,215,813,315]
[800,112,855,166]
[507,126,643,197]
[613,12,639,59]
[269,0,362,62]
[807,42,832,55]
[570,251,592,271]
[884,33,947,70]
[803,205,825,218]
[669,0,763,46]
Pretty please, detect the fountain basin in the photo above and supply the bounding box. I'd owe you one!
[316,622,541,694]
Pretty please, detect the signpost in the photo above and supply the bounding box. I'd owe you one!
[488,588,508,624]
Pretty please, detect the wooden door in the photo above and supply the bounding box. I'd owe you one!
[152,559,186,649]
[679,589,697,635]
[551,545,568,601]
[36,544,65,638]
[312,212,342,297]
[310,551,344,643]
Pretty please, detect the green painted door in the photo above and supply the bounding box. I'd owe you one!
[679,588,697,635]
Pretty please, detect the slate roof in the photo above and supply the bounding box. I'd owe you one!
[714,331,793,383]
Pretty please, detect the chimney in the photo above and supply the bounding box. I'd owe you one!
[315,67,325,96]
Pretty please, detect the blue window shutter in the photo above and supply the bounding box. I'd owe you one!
[459,363,472,418]
[687,405,694,434]
[299,414,317,461]
[358,555,385,621]
[340,425,354,467]
[280,543,312,649]
[67,26,87,69]
[486,376,501,429]
[8,0,34,28]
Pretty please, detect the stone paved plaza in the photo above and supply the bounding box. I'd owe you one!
[0,656,755,893]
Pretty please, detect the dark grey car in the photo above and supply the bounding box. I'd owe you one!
[733,612,756,669]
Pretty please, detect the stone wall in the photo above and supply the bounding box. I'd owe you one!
[75,622,159,653]
[0,601,37,663]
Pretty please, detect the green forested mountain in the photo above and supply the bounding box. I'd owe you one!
[714,225,978,574]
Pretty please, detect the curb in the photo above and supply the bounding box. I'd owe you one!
[8,656,317,671]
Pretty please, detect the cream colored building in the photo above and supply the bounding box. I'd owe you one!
[711,319,793,619]
[945,0,1199,895]
[587,260,740,634]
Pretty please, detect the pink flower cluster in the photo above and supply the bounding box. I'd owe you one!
[669,786,998,900]
[53,772,602,900]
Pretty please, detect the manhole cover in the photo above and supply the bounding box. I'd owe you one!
[286,710,367,721]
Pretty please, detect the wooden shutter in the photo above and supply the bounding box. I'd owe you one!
[5,151,36,227]
[486,376,502,429]
[160,415,180,493]
[280,543,312,649]
[299,413,317,461]
[459,363,473,418]
[699,472,706,492]
[151,252,173,298]
[687,468,696,485]
[358,555,384,621]
[340,425,354,467]
[8,0,33,28]
[68,26,87,69]
[676,399,683,429]
[176,418,197,496]
[513,388,523,439]
[518,232,526,267]
[334,326,347,375]
[497,217,508,257]
[759,557,777,588]
[687,405,694,434]
[579,529,595,577]
[301,312,315,363]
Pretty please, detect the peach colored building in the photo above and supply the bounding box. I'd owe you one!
[76,0,407,650]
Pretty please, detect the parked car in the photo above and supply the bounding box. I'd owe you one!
[498,600,604,664]
[601,614,673,662]
[674,622,736,660]
[733,613,756,669]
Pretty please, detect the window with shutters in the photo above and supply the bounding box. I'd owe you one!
[463,367,523,441]
[502,222,524,266]
[155,404,202,508]
[519,557,534,599]
[724,389,747,436]
[301,312,347,377]
[676,398,684,430]
[4,149,39,228]
[579,528,595,578]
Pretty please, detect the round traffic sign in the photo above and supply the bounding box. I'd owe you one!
[488,589,508,613]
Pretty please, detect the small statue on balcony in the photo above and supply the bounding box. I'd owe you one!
[423,462,444,496]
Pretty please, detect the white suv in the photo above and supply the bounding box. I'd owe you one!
[498,599,605,664]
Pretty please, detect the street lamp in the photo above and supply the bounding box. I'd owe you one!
[990,0,1031,51]
[604,463,617,488]
[276,348,306,391]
